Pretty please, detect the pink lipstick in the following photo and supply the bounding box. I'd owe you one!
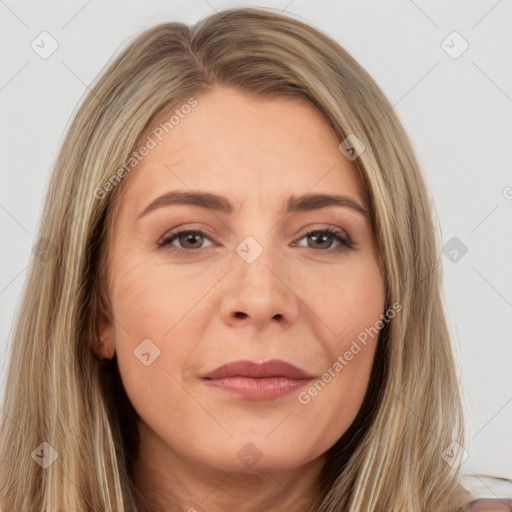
[201,359,315,401]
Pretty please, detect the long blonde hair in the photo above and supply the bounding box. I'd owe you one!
[0,7,476,511]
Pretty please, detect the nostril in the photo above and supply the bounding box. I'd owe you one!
[234,311,247,319]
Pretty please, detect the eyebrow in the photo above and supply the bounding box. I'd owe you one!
[137,190,369,220]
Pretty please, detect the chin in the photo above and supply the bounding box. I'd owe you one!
[193,439,321,474]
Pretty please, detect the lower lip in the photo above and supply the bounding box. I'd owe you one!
[202,376,314,401]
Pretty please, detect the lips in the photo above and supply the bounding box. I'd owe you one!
[202,359,315,380]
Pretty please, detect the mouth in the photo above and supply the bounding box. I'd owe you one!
[202,376,314,400]
[201,359,316,401]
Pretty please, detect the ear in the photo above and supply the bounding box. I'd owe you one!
[95,304,116,360]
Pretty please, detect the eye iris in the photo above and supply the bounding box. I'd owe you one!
[181,232,203,248]
[309,231,332,249]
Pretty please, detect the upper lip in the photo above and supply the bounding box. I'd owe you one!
[202,359,315,380]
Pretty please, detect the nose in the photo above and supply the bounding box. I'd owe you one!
[219,238,300,330]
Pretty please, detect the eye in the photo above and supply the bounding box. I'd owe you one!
[158,229,214,255]
[292,227,353,252]
[157,226,354,256]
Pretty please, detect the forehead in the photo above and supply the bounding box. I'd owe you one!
[116,86,365,218]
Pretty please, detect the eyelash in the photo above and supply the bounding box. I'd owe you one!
[157,227,354,256]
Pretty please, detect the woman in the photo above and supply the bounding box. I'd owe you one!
[0,6,505,512]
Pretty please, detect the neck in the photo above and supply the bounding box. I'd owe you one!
[132,422,326,512]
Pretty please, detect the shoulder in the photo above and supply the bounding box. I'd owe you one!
[459,475,512,511]
[465,498,512,511]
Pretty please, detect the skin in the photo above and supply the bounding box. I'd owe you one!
[96,85,386,512]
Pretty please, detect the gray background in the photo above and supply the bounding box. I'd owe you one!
[1,0,511,485]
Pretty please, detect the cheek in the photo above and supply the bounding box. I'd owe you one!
[109,254,206,337]
[108,257,185,374]
[296,297,383,450]
[302,255,385,356]
[330,282,385,357]
[108,255,220,398]
[109,260,198,427]
[296,341,377,456]
[296,255,384,418]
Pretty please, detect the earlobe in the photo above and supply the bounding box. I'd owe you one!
[95,334,115,360]
[95,306,116,360]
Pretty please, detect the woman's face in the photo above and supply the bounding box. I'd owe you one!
[98,86,385,475]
